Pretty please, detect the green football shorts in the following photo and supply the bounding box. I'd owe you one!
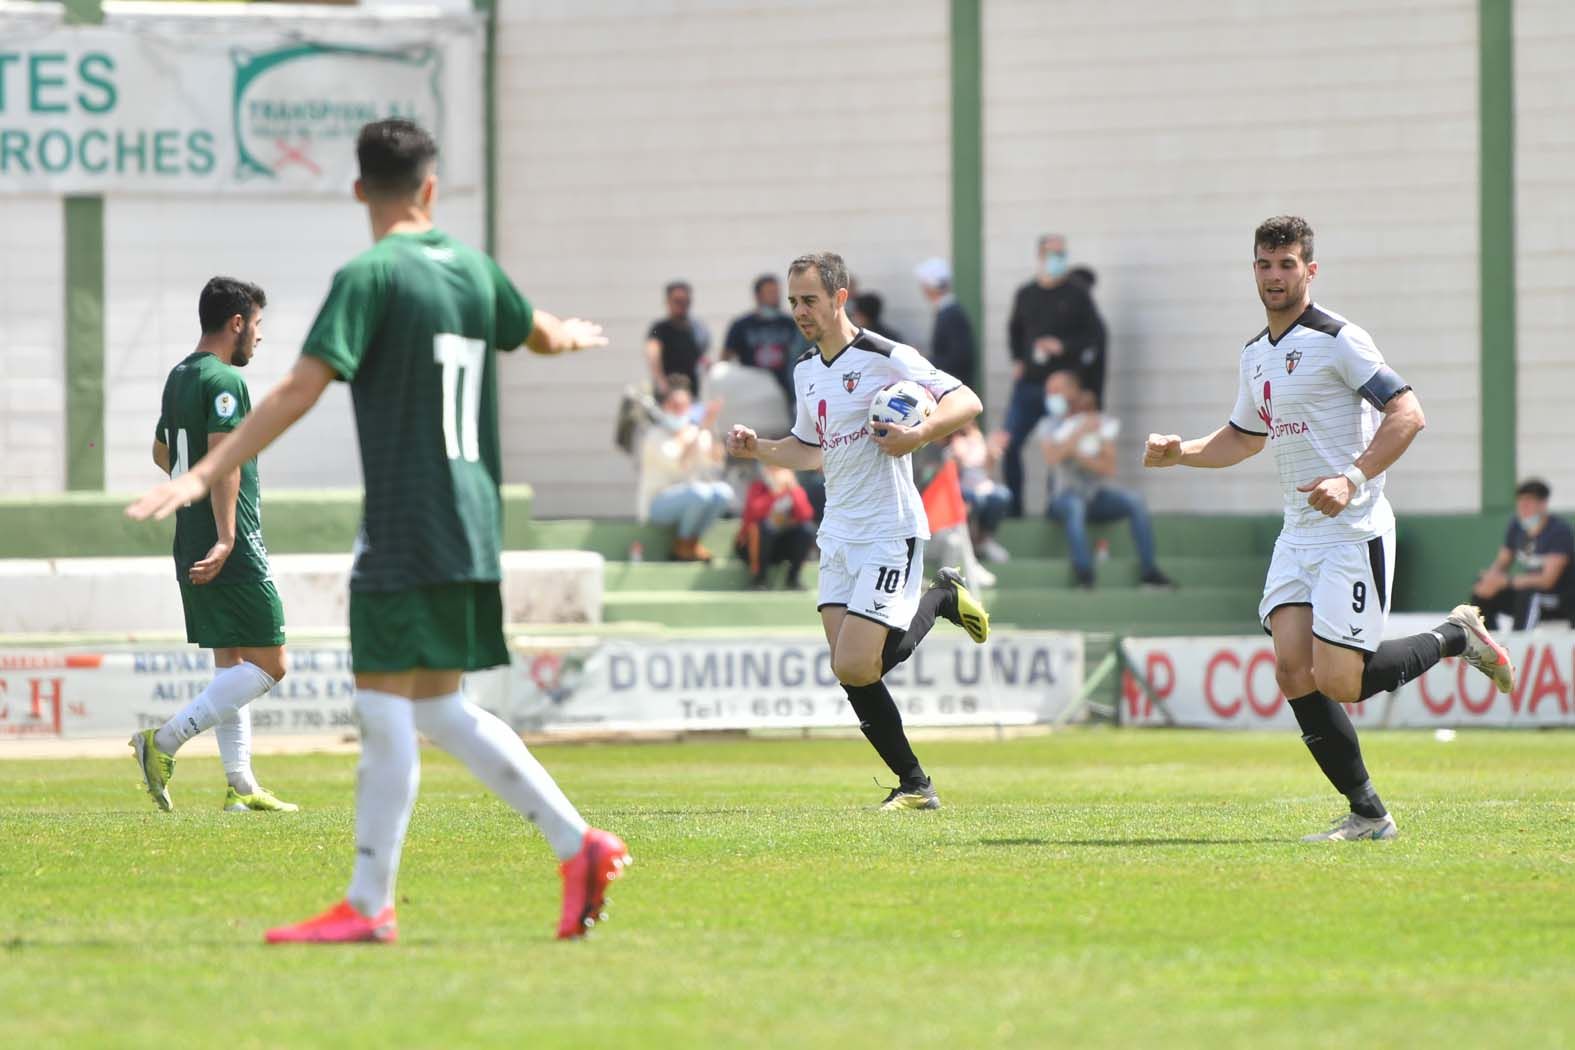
[179,579,287,649]
[349,581,510,673]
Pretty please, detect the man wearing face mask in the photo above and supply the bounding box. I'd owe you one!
[1471,479,1575,630]
[1003,233,1107,517]
[722,273,806,403]
[1035,370,1171,589]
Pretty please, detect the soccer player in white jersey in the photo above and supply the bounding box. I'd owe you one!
[727,252,991,810]
[1144,216,1515,841]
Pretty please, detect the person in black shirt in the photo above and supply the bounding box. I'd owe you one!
[850,291,904,346]
[722,273,804,399]
[1471,479,1575,629]
[645,280,711,398]
[1002,234,1107,516]
[915,257,976,388]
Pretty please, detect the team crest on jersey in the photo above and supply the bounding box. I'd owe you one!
[842,370,862,393]
[214,392,237,419]
[1285,349,1302,374]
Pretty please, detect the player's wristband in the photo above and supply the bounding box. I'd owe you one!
[1342,465,1368,489]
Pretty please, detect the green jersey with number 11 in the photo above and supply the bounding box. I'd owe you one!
[300,228,533,592]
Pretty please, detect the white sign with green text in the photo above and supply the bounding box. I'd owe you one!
[0,19,481,194]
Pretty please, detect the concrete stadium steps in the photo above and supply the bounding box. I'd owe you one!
[605,554,1265,592]
[600,587,1261,635]
[522,513,1283,563]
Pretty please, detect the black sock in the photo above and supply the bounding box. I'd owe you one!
[880,586,951,674]
[1287,692,1386,818]
[1358,622,1464,700]
[842,679,926,785]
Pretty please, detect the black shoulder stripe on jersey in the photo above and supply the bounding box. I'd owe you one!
[850,328,898,357]
[1295,304,1345,338]
[1266,303,1346,346]
[1359,366,1411,410]
[1229,420,1267,437]
[1243,325,1269,348]
[794,347,818,365]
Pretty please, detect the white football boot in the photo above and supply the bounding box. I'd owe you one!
[1446,604,1515,694]
[1301,811,1398,842]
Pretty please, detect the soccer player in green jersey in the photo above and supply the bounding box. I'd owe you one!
[127,119,628,943]
[130,277,298,815]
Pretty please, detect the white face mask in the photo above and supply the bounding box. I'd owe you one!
[1519,514,1545,533]
[1044,393,1069,417]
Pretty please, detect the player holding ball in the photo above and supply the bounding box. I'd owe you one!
[727,251,990,811]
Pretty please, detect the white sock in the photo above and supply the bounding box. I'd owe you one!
[345,690,420,918]
[153,661,275,755]
[215,706,261,795]
[412,691,588,861]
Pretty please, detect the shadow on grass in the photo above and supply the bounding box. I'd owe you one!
[979,837,1288,847]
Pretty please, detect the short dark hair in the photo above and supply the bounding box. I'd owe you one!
[852,292,884,322]
[788,252,849,297]
[198,276,266,334]
[1255,215,1315,262]
[1517,479,1551,501]
[665,281,691,298]
[356,119,438,198]
[663,374,694,397]
[752,273,778,296]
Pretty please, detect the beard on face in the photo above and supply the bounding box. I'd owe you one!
[232,326,253,367]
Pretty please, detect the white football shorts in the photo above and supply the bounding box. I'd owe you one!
[1259,527,1395,654]
[816,534,926,631]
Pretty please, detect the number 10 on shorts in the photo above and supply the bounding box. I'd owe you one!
[435,334,486,462]
[875,566,902,594]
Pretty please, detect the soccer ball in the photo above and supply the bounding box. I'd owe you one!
[868,380,936,433]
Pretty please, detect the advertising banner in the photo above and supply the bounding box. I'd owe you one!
[1119,633,1575,729]
[0,15,482,194]
[0,631,1084,740]
[506,632,1085,733]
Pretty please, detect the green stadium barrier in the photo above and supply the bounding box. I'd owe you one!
[0,485,534,558]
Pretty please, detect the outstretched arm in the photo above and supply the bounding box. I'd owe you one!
[1144,424,1265,469]
[524,308,607,355]
[126,357,336,521]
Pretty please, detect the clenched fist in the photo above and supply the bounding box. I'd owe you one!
[726,424,759,459]
[1143,433,1183,468]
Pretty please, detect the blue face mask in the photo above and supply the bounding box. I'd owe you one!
[1519,514,1545,533]
[1044,393,1069,417]
[1043,251,1069,279]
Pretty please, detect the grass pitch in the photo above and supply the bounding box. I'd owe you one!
[2,730,1572,1049]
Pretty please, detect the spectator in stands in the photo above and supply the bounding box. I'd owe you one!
[949,420,1011,563]
[636,375,731,562]
[1471,479,1574,630]
[915,257,976,388]
[851,291,904,345]
[737,465,816,590]
[1037,370,1172,590]
[1003,234,1107,515]
[645,280,711,398]
[1063,265,1106,403]
[722,274,804,401]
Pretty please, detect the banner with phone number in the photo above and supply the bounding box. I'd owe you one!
[0,631,1084,739]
